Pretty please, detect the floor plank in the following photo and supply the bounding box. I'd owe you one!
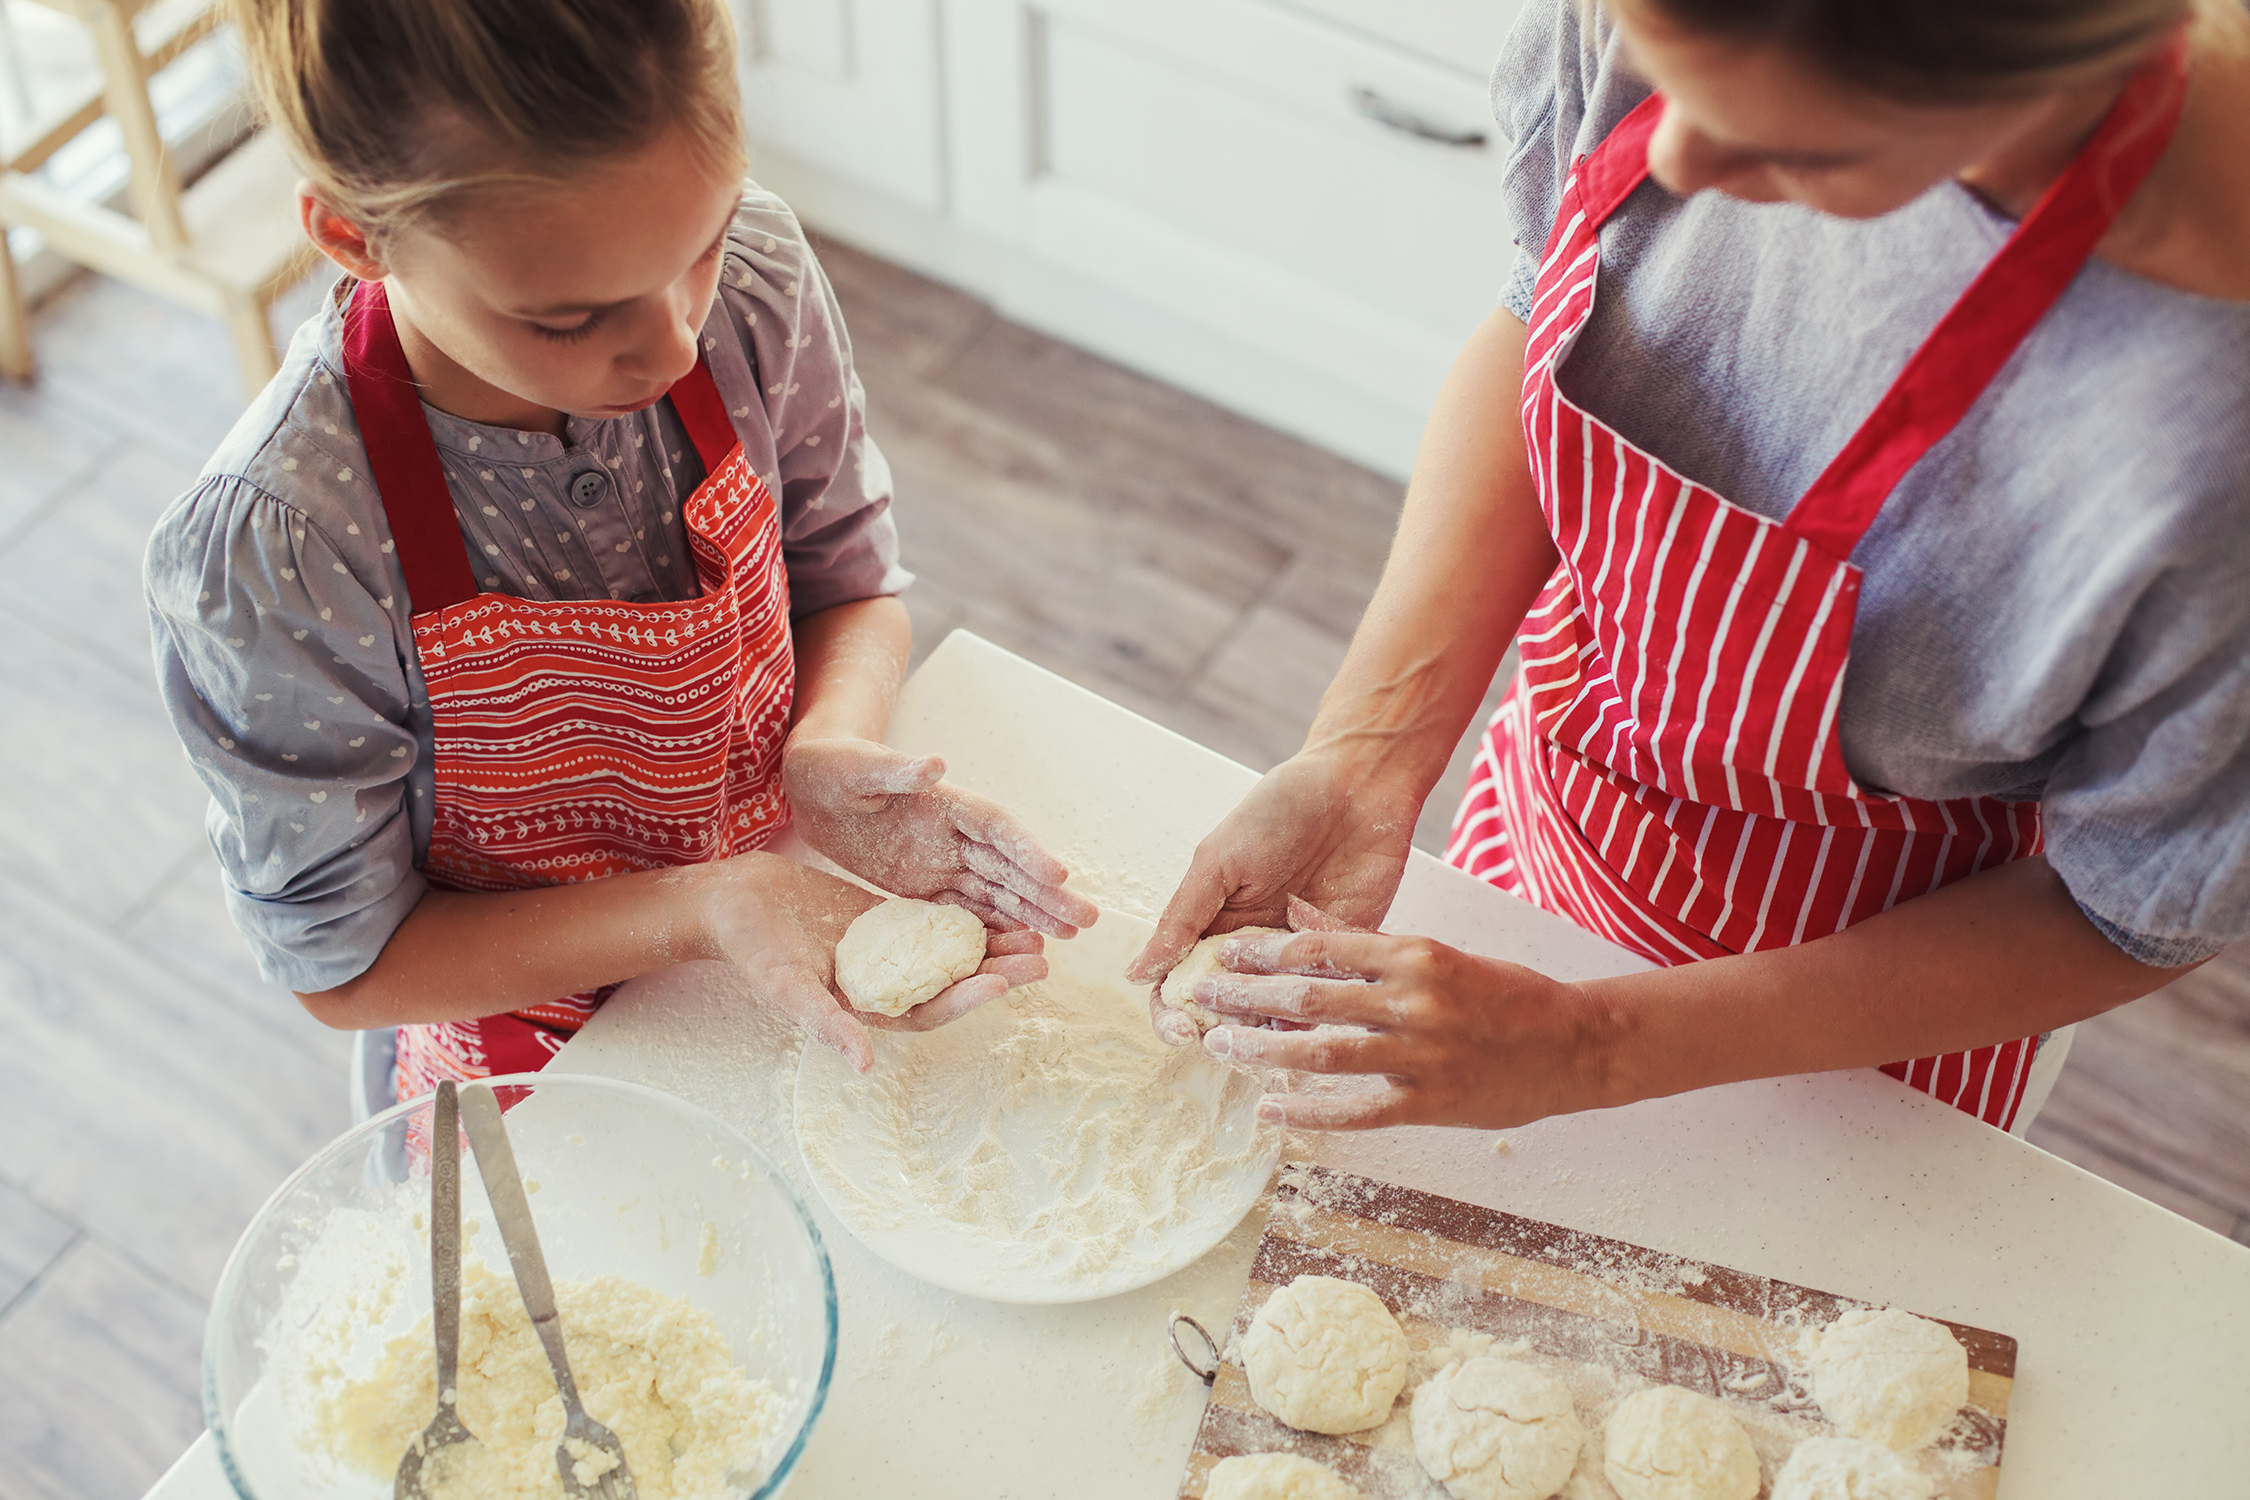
[0,868,350,1297]
[0,1181,78,1315]
[0,1239,208,1500]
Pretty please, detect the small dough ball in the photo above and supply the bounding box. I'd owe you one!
[1807,1308,1968,1453]
[1160,926,1287,1031]
[832,898,987,1017]
[1241,1275,1409,1434]
[1603,1386,1760,1500]
[1411,1357,1584,1500]
[1205,1452,1367,1500]
[1772,1436,1933,1500]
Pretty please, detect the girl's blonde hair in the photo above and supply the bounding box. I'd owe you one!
[1612,0,2247,100]
[231,0,746,244]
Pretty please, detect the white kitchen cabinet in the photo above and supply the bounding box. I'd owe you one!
[739,0,1527,477]
[733,0,946,209]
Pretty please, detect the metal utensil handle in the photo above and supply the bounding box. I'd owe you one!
[1349,86,1487,148]
[459,1083,585,1410]
[432,1082,462,1396]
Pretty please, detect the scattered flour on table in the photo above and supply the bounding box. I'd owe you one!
[325,1264,780,1500]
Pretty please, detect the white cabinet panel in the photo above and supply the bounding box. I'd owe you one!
[1268,0,1525,77]
[948,0,1518,471]
[735,0,945,209]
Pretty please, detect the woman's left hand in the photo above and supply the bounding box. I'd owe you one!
[782,736,1101,937]
[1192,929,1623,1130]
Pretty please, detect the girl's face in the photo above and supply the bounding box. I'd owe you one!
[352,126,742,421]
[1611,4,2126,219]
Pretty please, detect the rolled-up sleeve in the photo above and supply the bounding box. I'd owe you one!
[146,475,426,991]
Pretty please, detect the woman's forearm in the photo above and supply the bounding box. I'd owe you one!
[295,856,754,1029]
[1589,856,2198,1107]
[1305,308,1559,801]
[789,595,912,742]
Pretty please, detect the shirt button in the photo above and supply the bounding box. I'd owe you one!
[569,470,608,508]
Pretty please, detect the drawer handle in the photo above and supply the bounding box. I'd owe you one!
[1350,86,1487,149]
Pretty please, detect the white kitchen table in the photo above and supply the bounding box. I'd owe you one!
[152,632,2250,1500]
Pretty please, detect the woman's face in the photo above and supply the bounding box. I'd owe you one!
[374,125,742,420]
[1612,4,2109,218]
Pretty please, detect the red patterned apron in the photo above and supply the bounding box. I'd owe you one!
[340,282,795,1102]
[1448,56,2184,1131]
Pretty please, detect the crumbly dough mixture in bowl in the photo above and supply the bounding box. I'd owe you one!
[328,1265,781,1500]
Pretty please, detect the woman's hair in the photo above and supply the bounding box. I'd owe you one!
[1618,0,2245,99]
[231,0,746,243]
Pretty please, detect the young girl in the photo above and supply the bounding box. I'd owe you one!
[147,0,1095,1103]
[1134,0,2249,1133]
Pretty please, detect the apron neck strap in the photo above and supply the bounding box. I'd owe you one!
[341,279,483,613]
[339,280,743,615]
[1785,42,2189,557]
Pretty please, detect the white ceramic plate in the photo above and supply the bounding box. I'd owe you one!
[793,910,1281,1304]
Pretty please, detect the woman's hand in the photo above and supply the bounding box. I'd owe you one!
[1125,750,1423,988]
[700,854,1049,1072]
[1189,929,1622,1131]
[782,735,1100,937]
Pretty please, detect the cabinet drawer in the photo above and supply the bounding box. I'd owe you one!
[1266,0,1524,78]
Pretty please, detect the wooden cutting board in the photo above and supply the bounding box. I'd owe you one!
[1178,1163,2015,1500]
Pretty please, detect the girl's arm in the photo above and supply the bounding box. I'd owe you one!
[781,597,1102,935]
[299,852,1045,1071]
[1128,307,1557,982]
[1195,855,2197,1129]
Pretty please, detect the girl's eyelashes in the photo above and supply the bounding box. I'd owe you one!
[531,308,607,344]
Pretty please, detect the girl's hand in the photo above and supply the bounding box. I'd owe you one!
[1125,749,1422,987]
[1189,929,1622,1131]
[701,855,1049,1072]
[782,737,1100,937]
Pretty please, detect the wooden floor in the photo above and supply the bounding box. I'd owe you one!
[0,241,2242,1500]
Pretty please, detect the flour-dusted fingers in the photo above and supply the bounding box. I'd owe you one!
[1198,972,1393,1027]
[983,927,1047,958]
[976,951,1049,988]
[942,784,1077,889]
[1149,986,1200,1048]
[960,839,1094,933]
[840,747,946,798]
[954,869,1076,938]
[765,966,874,1071]
[1286,894,1369,934]
[1220,928,1419,982]
[1202,1021,1407,1076]
[1255,1083,1414,1131]
[870,972,1012,1032]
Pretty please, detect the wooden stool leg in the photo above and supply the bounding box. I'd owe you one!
[0,224,32,380]
[222,291,279,395]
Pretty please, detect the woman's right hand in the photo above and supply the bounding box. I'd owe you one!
[701,855,1048,1072]
[1124,749,1423,1003]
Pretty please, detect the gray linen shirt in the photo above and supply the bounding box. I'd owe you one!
[1493,0,2250,965]
[145,187,909,992]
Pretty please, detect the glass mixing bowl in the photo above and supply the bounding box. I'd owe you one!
[204,1072,836,1500]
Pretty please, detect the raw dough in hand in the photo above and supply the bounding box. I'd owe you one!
[833,898,987,1016]
[1242,1274,1409,1434]
[1412,1357,1584,1500]
[1205,1452,1367,1500]
[1807,1308,1968,1453]
[1771,1436,1933,1500]
[1602,1386,1760,1500]
[1161,926,1287,1032]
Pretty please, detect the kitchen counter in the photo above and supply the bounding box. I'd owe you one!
[153,632,2250,1500]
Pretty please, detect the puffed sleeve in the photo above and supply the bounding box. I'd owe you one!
[713,191,911,617]
[145,475,426,992]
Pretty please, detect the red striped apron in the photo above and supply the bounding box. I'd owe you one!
[339,282,795,1103]
[1447,56,2184,1131]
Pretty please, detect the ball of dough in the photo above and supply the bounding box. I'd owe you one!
[1772,1436,1933,1500]
[1160,926,1287,1031]
[1603,1386,1760,1500]
[1411,1357,1584,1500]
[832,898,987,1017]
[1807,1308,1968,1453]
[1205,1452,1367,1500]
[1241,1275,1409,1434]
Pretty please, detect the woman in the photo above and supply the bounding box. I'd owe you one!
[1130,0,2249,1133]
